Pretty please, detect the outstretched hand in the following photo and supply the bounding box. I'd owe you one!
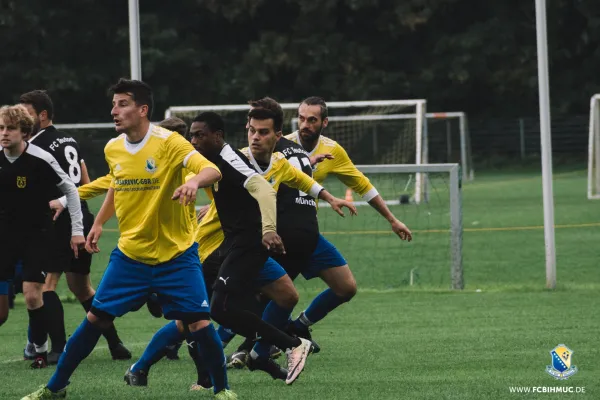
[329,198,358,218]
[391,219,412,241]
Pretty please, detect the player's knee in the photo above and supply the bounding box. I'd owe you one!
[187,319,210,332]
[23,291,43,309]
[276,288,299,309]
[332,279,357,301]
[86,310,114,330]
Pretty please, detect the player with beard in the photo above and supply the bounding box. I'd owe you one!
[285,96,412,345]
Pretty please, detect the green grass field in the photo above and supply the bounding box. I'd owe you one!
[2,167,599,399]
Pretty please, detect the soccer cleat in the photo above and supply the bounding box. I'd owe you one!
[226,350,248,369]
[190,373,213,391]
[288,320,321,354]
[269,345,282,359]
[110,342,132,360]
[285,338,312,385]
[124,365,148,386]
[30,354,48,369]
[247,355,288,380]
[20,385,66,400]
[214,389,238,399]
[146,294,163,318]
[23,343,36,360]
[47,351,63,365]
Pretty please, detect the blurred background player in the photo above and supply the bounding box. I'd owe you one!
[0,104,85,369]
[285,96,412,345]
[19,90,131,363]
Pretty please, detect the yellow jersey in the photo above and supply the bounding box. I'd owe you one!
[196,189,224,263]
[285,131,378,201]
[240,148,323,196]
[105,124,219,264]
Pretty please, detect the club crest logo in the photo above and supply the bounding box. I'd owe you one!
[16,176,26,188]
[145,157,157,173]
[546,344,578,380]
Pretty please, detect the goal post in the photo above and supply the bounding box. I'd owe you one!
[316,163,463,290]
[588,94,600,199]
[291,111,474,183]
[166,99,429,202]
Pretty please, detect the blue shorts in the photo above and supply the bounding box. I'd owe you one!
[255,257,287,288]
[92,243,210,321]
[0,281,9,296]
[302,234,347,280]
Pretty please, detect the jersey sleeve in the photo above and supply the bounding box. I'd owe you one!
[58,173,112,207]
[331,143,378,201]
[35,148,84,236]
[275,158,323,198]
[79,173,112,200]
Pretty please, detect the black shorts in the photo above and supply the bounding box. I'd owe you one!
[0,227,51,284]
[45,204,95,275]
[202,245,224,299]
[212,234,268,294]
[273,229,319,280]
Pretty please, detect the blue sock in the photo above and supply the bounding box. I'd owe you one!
[132,321,183,373]
[299,288,351,326]
[253,301,292,358]
[217,325,236,346]
[188,324,228,394]
[47,318,103,392]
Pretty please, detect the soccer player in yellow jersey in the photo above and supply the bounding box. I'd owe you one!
[284,96,412,344]
[23,79,236,400]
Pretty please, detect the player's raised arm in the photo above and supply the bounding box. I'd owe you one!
[52,172,113,220]
[331,145,411,240]
[277,157,357,217]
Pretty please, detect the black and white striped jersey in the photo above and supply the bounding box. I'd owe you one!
[208,144,263,239]
[0,143,83,235]
[274,137,319,236]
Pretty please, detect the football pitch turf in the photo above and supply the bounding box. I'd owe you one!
[1,168,599,399]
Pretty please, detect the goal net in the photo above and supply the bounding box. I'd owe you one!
[165,100,429,201]
[291,111,474,182]
[588,94,600,199]
[295,163,463,291]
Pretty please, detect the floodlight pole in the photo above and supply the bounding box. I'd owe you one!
[128,0,142,80]
[535,0,557,289]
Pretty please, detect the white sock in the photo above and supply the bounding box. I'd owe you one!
[34,340,48,354]
[250,350,260,360]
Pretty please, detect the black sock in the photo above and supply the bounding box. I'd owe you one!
[28,305,48,354]
[43,291,66,352]
[210,291,300,351]
[236,337,255,353]
[81,295,122,348]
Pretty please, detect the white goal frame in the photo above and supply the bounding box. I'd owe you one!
[291,111,473,182]
[588,94,600,199]
[165,99,428,202]
[351,163,463,290]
